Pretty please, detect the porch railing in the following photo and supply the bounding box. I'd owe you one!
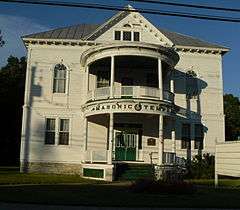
[84,150,108,163]
[87,86,174,102]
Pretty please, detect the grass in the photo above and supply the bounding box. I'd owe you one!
[0,167,102,185]
[186,179,240,187]
[1,167,240,208]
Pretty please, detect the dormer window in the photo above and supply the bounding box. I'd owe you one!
[123,31,131,41]
[114,30,140,41]
[115,31,121,40]
[134,32,140,41]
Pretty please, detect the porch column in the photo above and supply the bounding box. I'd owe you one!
[170,78,175,93]
[110,56,115,98]
[158,58,163,100]
[158,115,164,165]
[85,65,89,101]
[83,117,88,152]
[108,113,114,164]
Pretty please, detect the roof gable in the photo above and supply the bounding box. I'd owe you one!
[22,5,229,51]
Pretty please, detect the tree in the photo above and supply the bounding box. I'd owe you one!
[0,30,5,47]
[0,56,26,165]
[224,94,240,141]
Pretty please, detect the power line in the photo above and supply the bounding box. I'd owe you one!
[1,0,240,23]
[127,0,240,13]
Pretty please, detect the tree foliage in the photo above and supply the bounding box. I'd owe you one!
[0,56,26,165]
[224,94,240,140]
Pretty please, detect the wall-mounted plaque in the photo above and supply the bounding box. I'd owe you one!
[147,138,156,146]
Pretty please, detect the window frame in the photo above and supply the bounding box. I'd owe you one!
[44,117,71,146]
[44,118,56,145]
[113,30,141,42]
[58,118,70,146]
[52,63,69,94]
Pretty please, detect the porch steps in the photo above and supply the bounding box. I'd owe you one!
[115,163,154,181]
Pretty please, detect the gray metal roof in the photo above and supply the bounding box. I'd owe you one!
[23,10,228,50]
[159,27,227,49]
[23,23,99,40]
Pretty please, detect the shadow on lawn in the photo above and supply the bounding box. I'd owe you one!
[0,183,240,208]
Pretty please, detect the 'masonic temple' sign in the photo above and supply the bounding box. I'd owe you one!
[83,101,175,116]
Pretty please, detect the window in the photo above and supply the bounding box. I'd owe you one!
[114,31,121,40]
[181,123,191,149]
[45,118,55,145]
[186,70,198,99]
[53,63,67,93]
[134,32,140,41]
[194,124,204,150]
[123,31,131,41]
[114,31,140,41]
[59,119,70,145]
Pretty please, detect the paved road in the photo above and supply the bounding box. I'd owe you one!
[0,203,239,210]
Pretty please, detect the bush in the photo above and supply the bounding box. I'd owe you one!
[130,178,195,194]
[185,153,215,179]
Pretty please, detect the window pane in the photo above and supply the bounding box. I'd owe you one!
[59,132,69,145]
[60,119,69,131]
[53,64,67,93]
[115,31,121,40]
[46,118,55,131]
[123,31,131,41]
[45,132,55,144]
[59,80,66,93]
[134,32,140,41]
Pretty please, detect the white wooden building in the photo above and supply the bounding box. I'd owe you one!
[20,6,229,181]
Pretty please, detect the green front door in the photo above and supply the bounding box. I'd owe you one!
[115,132,137,161]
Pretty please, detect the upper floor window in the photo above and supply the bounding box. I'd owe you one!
[115,31,121,40]
[53,63,67,93]
[186,70,198,99]
[123,31,131,41]
[114,31,140,41]
[133,32,140,41]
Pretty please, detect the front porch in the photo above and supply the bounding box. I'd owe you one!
[81,113,178,181]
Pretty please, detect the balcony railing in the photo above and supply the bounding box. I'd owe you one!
[87,86,174,102]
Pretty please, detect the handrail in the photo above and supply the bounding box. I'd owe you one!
[87,86,174,102]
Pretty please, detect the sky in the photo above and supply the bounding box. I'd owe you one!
[0,0,239,97]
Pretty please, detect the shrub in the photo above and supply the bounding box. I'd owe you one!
[185,153,215,179]
[130,178,195,194]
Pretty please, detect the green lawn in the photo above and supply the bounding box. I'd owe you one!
[1,167,240,208]
[0,167,102,185]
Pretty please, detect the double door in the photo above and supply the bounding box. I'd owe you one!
[115,131,138,161]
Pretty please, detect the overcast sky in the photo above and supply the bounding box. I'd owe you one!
[0,0,239,97]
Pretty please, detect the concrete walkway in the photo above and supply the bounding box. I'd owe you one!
[0,203,239,210]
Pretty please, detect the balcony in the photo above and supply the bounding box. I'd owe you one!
[87,86,174,103]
